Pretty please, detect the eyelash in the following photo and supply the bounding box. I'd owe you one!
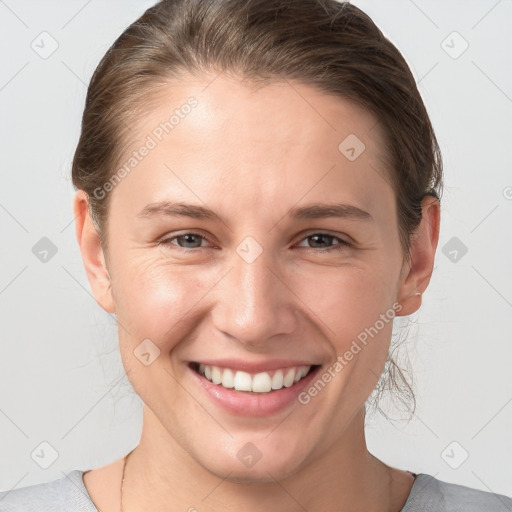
[159,232,351,252]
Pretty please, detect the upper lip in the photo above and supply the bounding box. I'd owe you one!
[190,359,320,373]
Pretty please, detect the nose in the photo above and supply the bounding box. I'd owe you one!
[212,244,298,350]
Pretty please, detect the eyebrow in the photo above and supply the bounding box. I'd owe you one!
[137,201,373,223]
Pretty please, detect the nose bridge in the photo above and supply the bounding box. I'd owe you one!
[213,241,297,344]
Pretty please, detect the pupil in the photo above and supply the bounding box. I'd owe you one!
[311,234,332,248]
[181,234,200,248]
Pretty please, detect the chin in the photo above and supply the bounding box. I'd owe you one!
[196,441,310,484]
[207,462,302,485]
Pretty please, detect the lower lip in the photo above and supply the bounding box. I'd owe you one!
[188,364,321,416]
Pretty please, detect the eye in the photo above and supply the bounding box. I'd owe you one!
[296,233,351,251]
[159,231,351,252]
[159,232,211,250]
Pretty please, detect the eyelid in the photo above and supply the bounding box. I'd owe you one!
[294,231,351,249]
[295,229,351,244]
[160,231,214,249]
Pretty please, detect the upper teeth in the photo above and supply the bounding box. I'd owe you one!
[198,364,311,393]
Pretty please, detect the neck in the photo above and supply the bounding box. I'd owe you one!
[121,405,397,512]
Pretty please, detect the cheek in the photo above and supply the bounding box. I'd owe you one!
[291,262,398,404]
[113,259,211,399]
[113,256,220,347]
[292,261,398,344]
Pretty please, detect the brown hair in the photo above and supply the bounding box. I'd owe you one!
[72,0,443,419]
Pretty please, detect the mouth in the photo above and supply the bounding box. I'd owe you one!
[189,362,320,394]
[187,360,323,416]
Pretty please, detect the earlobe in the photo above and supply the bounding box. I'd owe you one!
[73,190,116,314]
[396,195,440,316]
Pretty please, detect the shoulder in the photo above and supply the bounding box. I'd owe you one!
[0,470,98,512]
[401,473,512,512]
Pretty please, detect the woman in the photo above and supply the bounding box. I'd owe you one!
[1,0,511,510]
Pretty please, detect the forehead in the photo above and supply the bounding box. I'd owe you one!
[108,73,394,224]
[143,73,388,164]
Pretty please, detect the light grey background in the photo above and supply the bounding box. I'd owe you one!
[1,0,511,499]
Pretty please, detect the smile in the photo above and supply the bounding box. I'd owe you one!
[193,363,314,393]
[188,360,322,415]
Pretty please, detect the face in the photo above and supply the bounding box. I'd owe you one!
[76,73,435,483]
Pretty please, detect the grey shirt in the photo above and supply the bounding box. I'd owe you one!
[0,470,511,511]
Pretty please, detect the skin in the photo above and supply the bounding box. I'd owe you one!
[74,73,440,512]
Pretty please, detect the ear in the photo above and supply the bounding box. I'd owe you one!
[396,195,440,316]
[73,190,116,314]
